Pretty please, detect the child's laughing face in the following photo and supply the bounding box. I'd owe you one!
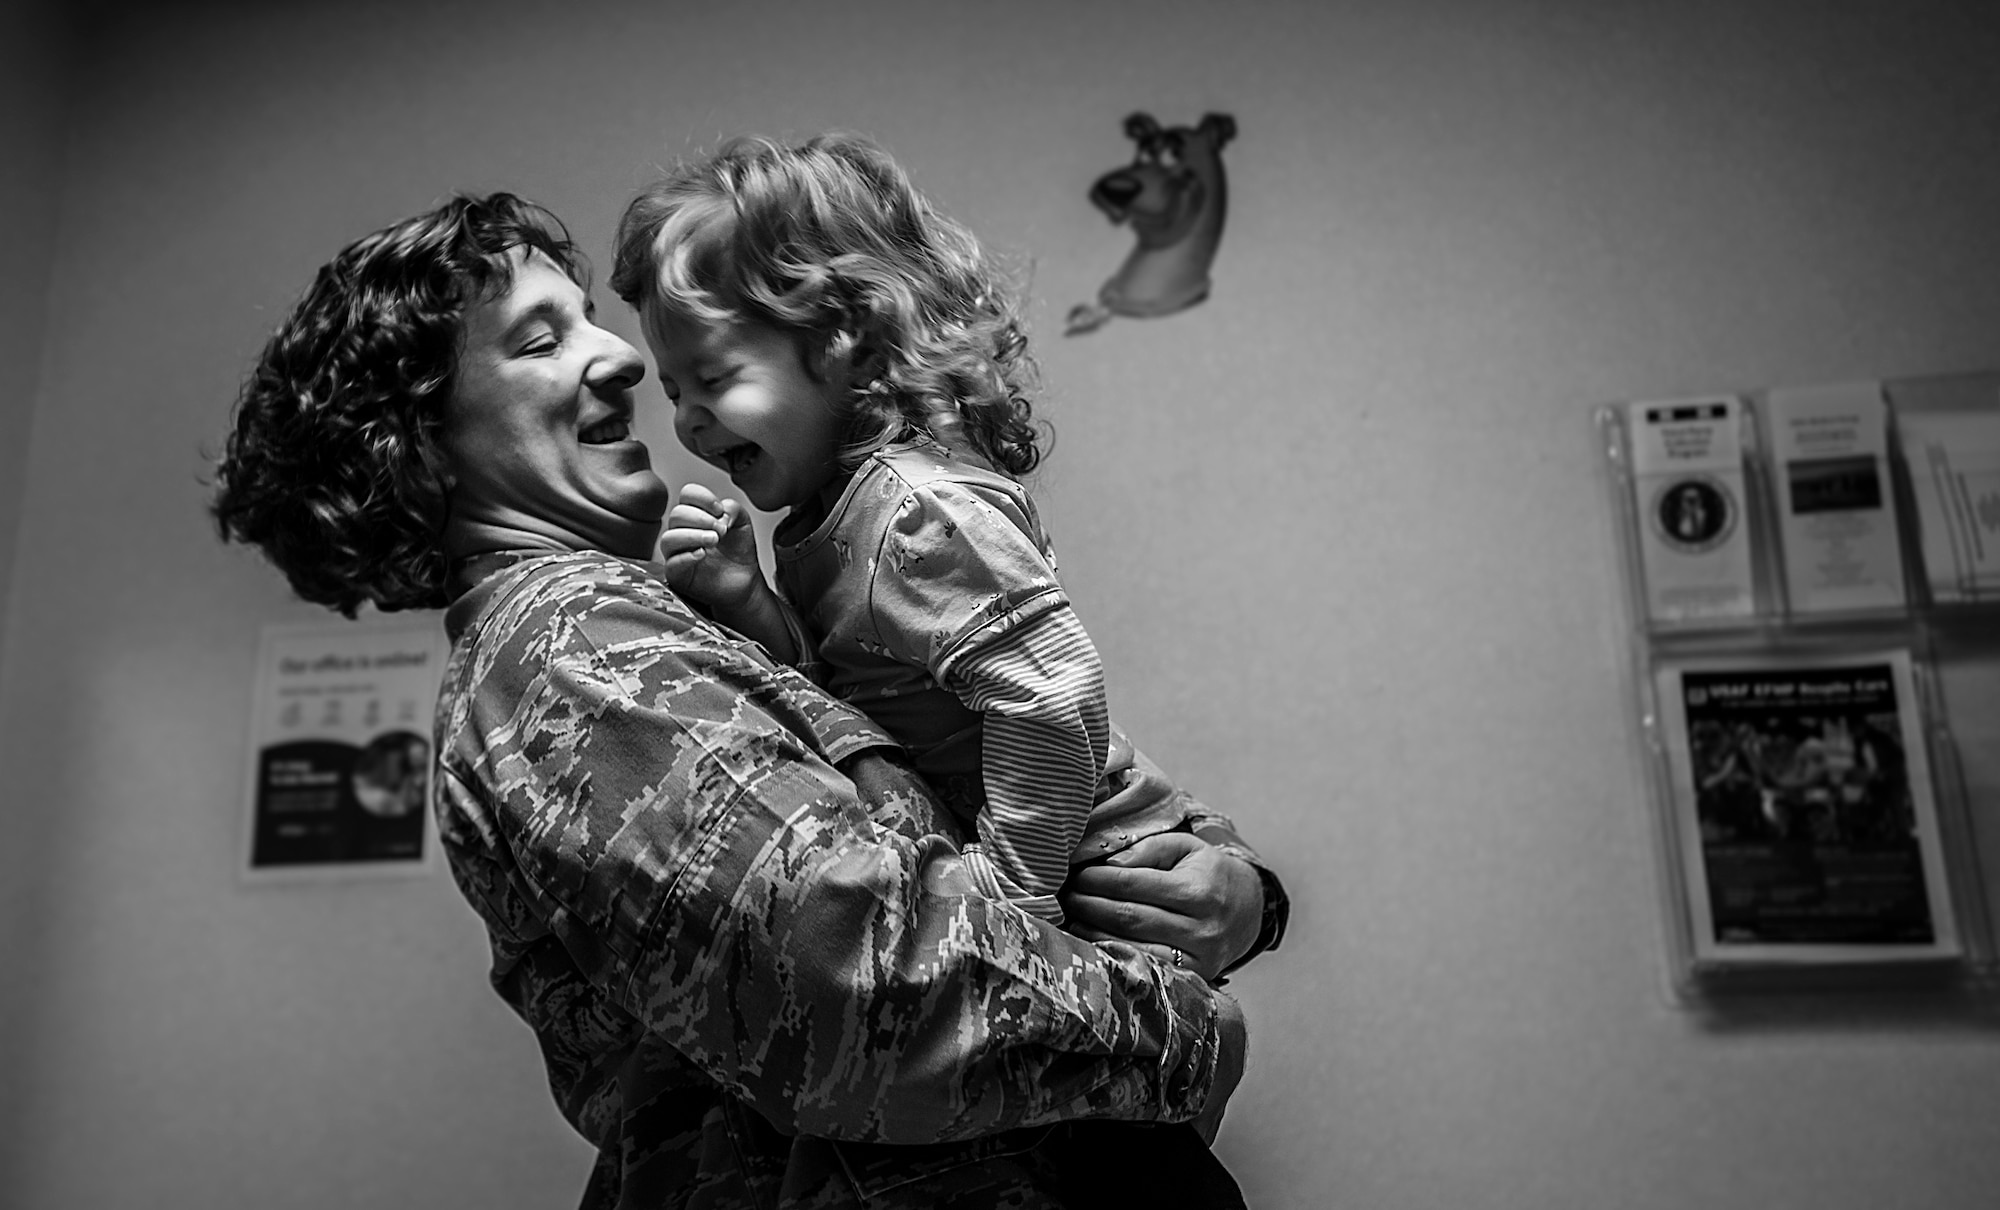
[644,306,846,514]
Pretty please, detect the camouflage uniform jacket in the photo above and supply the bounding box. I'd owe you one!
[433,550,1240,1208]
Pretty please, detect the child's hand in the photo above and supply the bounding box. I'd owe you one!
[659,483,764,610]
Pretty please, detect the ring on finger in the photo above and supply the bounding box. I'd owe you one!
[1170,946,1185,968]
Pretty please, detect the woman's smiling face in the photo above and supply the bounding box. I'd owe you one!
[642,305,847,515]
[440,248,670,556]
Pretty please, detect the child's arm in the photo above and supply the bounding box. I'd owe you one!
[658,483,801,664]
[943,607,1111,924]
[866,477,1110,925]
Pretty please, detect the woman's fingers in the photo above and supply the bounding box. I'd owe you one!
[1067,859,1204,916]
[1066,909,1222,981]
[1062,890,1185,942]
[1062,832,1265,980]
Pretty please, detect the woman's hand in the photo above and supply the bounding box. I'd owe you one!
[1060,831,1265,982]
[659,483,763,611]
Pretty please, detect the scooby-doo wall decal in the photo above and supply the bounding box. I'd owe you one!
[1065,111,1236,337]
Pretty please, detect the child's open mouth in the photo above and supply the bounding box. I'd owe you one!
[713,443,759,476]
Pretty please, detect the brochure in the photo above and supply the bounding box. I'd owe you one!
[1764,381,1905,613]
[1654,648,1959,965]
[1894,404,2000,605]
[1627,397,1757,623]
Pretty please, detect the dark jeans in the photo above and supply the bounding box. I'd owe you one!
[1047,1120,1248,1209]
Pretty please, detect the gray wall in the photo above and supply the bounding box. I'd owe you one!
[5,1,1999,1206]
[0,0,74,1176]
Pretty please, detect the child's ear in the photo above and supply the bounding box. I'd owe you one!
[849,343,892,395]
[817,329,886,393]
[809,329,856,385]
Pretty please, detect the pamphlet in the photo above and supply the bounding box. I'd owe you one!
[1764,381,1906,613]
[1654,648,1959,965]
[1894,403,2000,605]
[1628,397,1757,623]
[241,619,445,880]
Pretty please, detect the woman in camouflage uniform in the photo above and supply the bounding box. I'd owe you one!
[210,192,1287,1209]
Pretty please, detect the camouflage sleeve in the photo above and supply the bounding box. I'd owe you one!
[1113,737,1291,974]
[1091,730,1268,871]
[473,567,1230,1145]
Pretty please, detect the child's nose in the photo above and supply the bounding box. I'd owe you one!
[674,405,708,444]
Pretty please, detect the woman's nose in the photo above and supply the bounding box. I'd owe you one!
[590,330,646,391]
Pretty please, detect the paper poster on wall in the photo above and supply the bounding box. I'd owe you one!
[1653,648,1959,966]
[241,619,446,881]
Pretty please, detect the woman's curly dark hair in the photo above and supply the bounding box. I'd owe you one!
[210,193,586,616]
[611,133,1046,478]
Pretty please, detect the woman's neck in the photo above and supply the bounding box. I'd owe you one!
[441,510,659,563]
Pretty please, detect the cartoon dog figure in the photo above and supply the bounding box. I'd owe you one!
[1066,112,1237,336]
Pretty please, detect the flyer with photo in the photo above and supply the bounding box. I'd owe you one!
[241,619,446,880]
[1654,649,1959,965]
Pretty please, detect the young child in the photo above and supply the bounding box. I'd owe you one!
[610,134,1190,926]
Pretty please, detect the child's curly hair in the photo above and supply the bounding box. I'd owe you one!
[210,193,586,616]
[611,133,1045,477]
